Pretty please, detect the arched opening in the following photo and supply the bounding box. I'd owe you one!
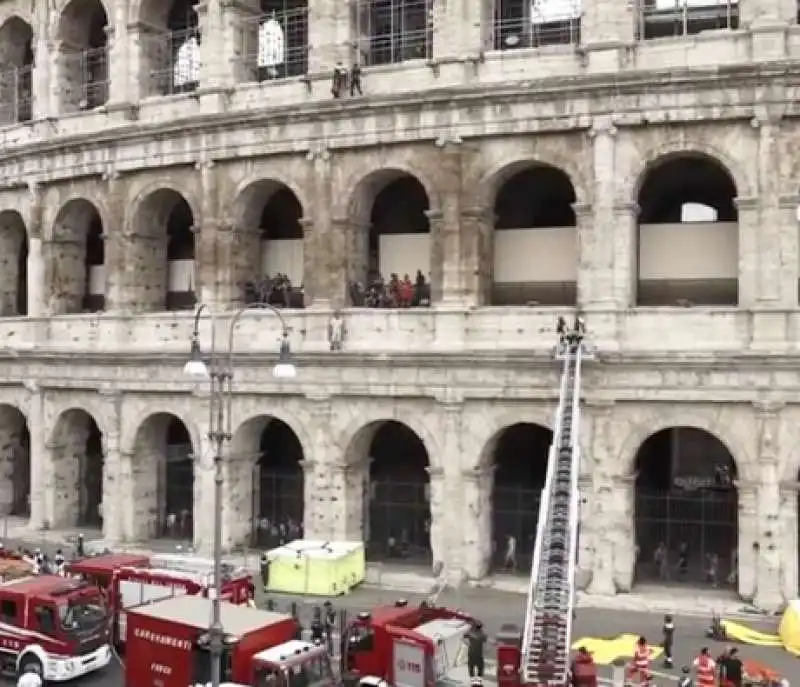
[0,406,30,518]
[0,17,33,124]
[634,427,738,588]
[56,0,109,113]
[636,154,738,306]
[489,423,552,573]
[129,188,195,312]
[48,409,104,529]
[0,211,28,316]
[141,0,200,96]
[491,164,577,306]
[241,0,309,83]
[48,199,105,314]
[353,0,433,65]
[350,172,431,307]
[130,413,195,541]
[233,181,305,308]
[363,421,430,561]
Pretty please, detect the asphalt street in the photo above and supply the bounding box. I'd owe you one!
[20,584,796,687]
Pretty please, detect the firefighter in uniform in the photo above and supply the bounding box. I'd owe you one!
[627,636,651,685]
[693,647,716,687]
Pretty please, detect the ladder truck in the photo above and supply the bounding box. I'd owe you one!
[497,316,592,687]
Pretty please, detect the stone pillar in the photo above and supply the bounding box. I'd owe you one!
[308,0,349,74]
[106,13,130,107]
[779,481,798,599]
[125,22,152,103]
[741,0,794,61]
[196,160,221,309]
[427,467,447,570]
[27,386,46,530]
[26,183,44,318]
[306,150,337,306]
[586,475,635,595]
[118,449,136,541]
[736,482,758,599]
[574,202,595,308]
[101,431,123,544]
[736,196,760,309]
[315,462,366,542]
[575,476,592,589]
[42,237,84,315]
[31,26,50,120]
[339,217,370,304]
[751,402,784,610]
[103,173,128,312]
[461,207,493,305]
[611,201,638,308]
[459,467,493,580]
[194,430,215,556]
[221,0,259,84]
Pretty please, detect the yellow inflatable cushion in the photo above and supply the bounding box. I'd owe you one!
[778,599,800,656]
[571,634,664,666]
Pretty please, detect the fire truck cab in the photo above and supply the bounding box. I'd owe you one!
[67,551,253,647]
[342,600,475,687]
[0,574,111,682]
[125,595,335,687]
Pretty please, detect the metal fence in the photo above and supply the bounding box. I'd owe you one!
[493,0,581,50]
[145,27,201,96]
[0,65,32,125]
[635,0,739,40]
[354,0,433,65]
[635,489,738,586]
[240,8,309,82]
[493,485,541,573]
[366,479,431,562]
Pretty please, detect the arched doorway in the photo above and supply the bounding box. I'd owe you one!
[130,413,195,541]
[243,0,309,82]
[350,171,431,307]
[0,406,30,517]
[49,199,106,314]
[56,0,109,112]
[232,180,306,307]
[636,153,738,306]
[361,421,430,561]
[140,0,200,95]
[129,188,196,312]
[0,17,34,123]
[48,409,104,528]
[0,211,28,316]
[489,423,552,573]
[634,427,738,587]
[491,164,576,306]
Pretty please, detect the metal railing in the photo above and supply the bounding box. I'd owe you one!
[0,65,32,125]
[241,8,309,82]
[354,0,433,65]
[145,27,201,96]
[493,0,581,50]
[636,0,739,40]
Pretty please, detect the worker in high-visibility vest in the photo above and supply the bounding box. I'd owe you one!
[693,647,716,687]
[627,636,651,685]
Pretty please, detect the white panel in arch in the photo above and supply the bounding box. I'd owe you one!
[378,234,431,278]
[639,223,737,279]
[167,260,195,291]
[532,0,581,22]
[653,0,737,8]
[261,239,304,285]
[493,228,577,283]
[89,265,105,295]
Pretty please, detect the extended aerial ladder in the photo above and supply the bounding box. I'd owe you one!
[520,316,591,686]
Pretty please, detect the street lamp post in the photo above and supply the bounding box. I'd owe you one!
[183,302,297,687]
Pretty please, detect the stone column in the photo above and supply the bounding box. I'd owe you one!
[461,207,493,305]
[575,476,592,589]
[193,429,215,556]
[778,481,798,599]
[611,201,638,309]
[31,24,50,120]
[26,183,44,318]
[460,467,493,579]
[581,0,636,47]
[736,196,760,309]
[306,149,337,306]
[106,11,130,107]
[308,0,350,75]
[574,202,595,308]
[196,1,225,92]
[101,431,123,544]
[736,482,758,599]
[103,173,129,312]
[196,160,219,308]
[26,386,47,530]
[741,0,794,61]
[125,22,153,103]
[339,217,370,304]
[751,401,784,610]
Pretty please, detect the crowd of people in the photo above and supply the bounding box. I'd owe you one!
[243,273,304,308]
[349,270,430,308]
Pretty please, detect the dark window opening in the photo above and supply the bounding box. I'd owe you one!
[57,0,109,113]
[16,234,27,316]
[83,216,105,312]
[354,0,433,66]
[638,0,739,40]
[634,427,738,587]
[367,421,430,562]
[493,0,581,50]
[79,419,104,528]
[166,198,196,311]
[144,0,201,96]
[163,417,194,540]
[636,155,738,306]
[243,0,308,82]
[0,18,34,123]
[9,423,30,516]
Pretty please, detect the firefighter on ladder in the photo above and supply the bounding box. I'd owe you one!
[627,636,652,685]
[693,647,716,687]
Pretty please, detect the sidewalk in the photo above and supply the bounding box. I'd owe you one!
[3,522,775,620]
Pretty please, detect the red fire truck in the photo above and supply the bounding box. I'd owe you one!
[67,551,252,648]
[342,600,476,687]
[125,595,336,687]
[0,573,111,681]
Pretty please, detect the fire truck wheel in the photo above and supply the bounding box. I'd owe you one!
[18,655,43,677]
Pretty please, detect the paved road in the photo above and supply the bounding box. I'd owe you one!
[32,585,796,687]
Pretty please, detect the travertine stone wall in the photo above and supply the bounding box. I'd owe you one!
[0,211,26,316]
[0,407,26,514]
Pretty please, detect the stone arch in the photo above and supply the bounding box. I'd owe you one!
[475,408,554,471]
[136,0,201,96]
[0,404,30,518]
[487,160,578,306]
[632,425,739,587]
[345,419,433,561]
[48,408,104,528]
[0,16,34,124]
[55,0,109,112]
[47,197,106,314]
[230,178,307,307]
[477,156,586,210]
[127,185,199,312]
[227,414,306,549]
[484,422,555,573]
[129,411,198,541]
[0,210,28,316]
[344,167,435,301]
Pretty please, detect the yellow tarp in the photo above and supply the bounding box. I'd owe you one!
[571,634,664,665]
[720,601,800,657]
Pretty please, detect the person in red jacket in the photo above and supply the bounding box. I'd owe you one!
[570,647,598,687]
[627,636,652,685]
[694,646,717,687]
